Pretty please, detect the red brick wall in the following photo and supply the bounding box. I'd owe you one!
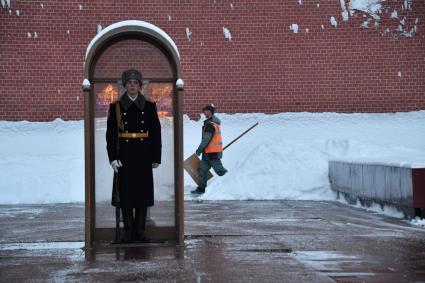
[1,0,424,121]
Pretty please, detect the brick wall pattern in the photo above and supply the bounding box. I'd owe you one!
[0,0,424,121]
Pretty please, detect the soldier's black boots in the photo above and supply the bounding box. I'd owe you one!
[121,207,149,243]
[134,207,148,242]
[122,208,134,243]
[191,187,205,195]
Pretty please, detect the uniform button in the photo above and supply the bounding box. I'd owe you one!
[125,131,128,133]
[141,130,144,132]
[141,138,144,141]
[123,113,126,115]
[126,139,129,142]
[124,122,128,124]
[141,121,144,124]
[142,112,144,115]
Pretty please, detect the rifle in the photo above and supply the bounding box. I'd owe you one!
[113,102,123,244]
[114,176,120,244]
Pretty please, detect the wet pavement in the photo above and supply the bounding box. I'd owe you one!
[0,200,424,282]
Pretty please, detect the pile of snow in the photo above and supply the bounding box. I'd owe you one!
[0,120,84,204]
[338,198,405,219]
[186,111,425,201]
[0,111,425,206]
[411,217,425,227]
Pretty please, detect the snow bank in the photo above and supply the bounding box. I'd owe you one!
[0,119,84,204]
[186,111,425,201]
[1,111,425,205]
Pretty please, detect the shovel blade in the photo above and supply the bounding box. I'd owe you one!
[183,154,213,186]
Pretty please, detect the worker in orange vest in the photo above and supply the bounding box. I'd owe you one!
[191,104,228,195]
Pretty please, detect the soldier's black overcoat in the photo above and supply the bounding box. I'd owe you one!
[106,93,161,208]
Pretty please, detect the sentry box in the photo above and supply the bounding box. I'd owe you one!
[82,21,184,251]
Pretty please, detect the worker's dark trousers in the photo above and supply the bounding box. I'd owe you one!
[198,154,227,189]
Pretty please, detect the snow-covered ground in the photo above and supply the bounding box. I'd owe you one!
[1,111,424,218]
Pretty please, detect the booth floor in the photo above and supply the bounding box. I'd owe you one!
[1,200,424,282]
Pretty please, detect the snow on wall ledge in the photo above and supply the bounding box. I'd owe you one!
[1,111,424,204]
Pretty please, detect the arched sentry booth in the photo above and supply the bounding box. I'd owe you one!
[82,20,184,250]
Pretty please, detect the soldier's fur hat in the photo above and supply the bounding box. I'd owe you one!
[122,69,143,86]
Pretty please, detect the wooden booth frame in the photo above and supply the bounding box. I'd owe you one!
[82,21,184,249]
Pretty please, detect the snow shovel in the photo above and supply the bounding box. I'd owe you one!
[184,122,259,186]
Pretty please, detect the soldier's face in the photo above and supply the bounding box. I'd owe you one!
[125,79,141,95]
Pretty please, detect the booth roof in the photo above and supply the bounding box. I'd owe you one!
[85,20,180,61]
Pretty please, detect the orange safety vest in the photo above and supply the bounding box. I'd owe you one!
[204,122,223,153]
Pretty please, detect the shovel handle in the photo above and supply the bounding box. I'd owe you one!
[223,122,259,151]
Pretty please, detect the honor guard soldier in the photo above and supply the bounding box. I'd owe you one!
[191,104,227,195]
[106,69,162,242]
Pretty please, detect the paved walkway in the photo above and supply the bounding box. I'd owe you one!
[0,201,424,282]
